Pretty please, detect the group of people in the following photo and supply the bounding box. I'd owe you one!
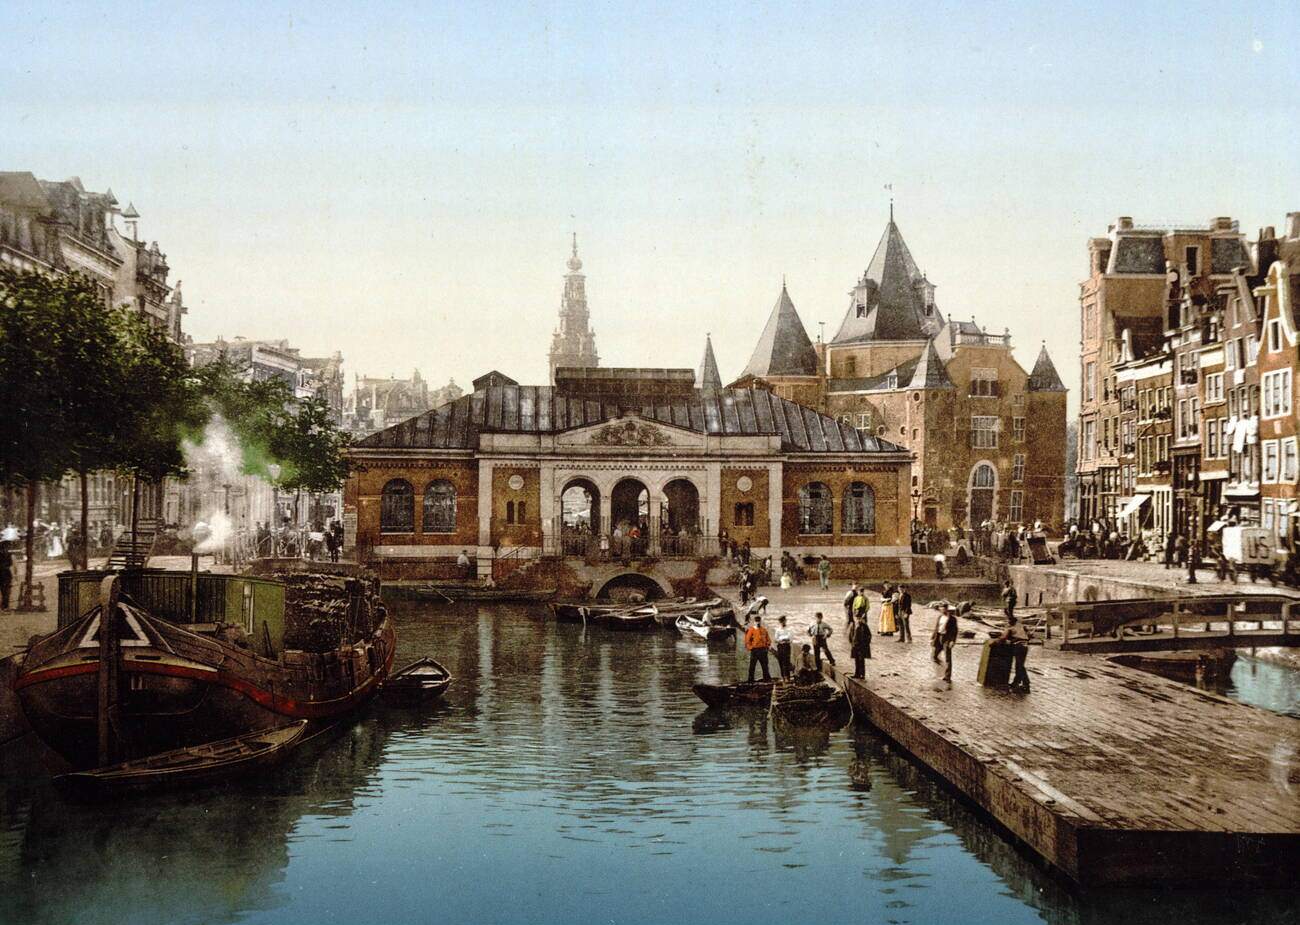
[0,519,117,565]
[740,611,837,683]
[735,576,1032,692]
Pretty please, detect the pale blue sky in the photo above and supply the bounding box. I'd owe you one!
[4,1,1297,406]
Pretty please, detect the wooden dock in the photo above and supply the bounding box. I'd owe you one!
[735,585,1300,889]
[831,624,1300,887]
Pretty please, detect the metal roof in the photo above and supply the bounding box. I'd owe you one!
[356,384,907,455]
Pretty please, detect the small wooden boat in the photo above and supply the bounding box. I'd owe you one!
[55,721,308,796]
[653,599,735,627]
[771,679,847,724]
[381,657,452,701]
[691,680,777,709]
[675,614,735,641]
[602,607,658,630]
[419,586,556,602]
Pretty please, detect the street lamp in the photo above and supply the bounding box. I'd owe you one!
[911,488,922,521]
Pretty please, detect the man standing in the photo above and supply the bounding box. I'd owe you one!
[842,582,858,621]
[773,615,794,678]
[808,612,835,669]
[818,554,831,590]
[933,550,946,579]
[997,614,1032,692]
[744,615,773,682]
[456,549,472,579]
[740,539,751,567]
[1000,580,1017,620]
[934,606,959,682]
[896,585,913,643]
[849,613,872,679]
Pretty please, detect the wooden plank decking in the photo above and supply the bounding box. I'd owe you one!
[749,589,1300,888]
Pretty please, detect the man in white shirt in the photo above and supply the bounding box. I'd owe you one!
[773,615,794,678]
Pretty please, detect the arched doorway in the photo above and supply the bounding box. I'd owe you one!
[611,478,650,556]
[968,462,997,526]
[661,478,700,555]
[560,478,600,556]
[595,572,668,602]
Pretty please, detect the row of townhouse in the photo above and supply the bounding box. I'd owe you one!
[1078,213,1299,550]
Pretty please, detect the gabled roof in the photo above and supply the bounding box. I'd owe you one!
[0,172,51,211]
[1027,345,1067,392]
[832,220,932,345]
[354,384,907,456]
[697,334,722,389]
[908,340,955,389]
[742,284,819,378]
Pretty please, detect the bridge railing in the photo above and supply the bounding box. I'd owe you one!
[1048,593,1297,648]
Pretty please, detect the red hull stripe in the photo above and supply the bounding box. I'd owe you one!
[14,648,396,720]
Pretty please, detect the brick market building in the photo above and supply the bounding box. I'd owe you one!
[733,215,1068,532]
[344,367,914,584]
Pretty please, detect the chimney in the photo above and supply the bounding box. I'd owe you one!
[1287,212,1300,241]
[1116,216,1134,231]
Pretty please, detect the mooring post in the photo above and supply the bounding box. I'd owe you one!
[1226,602,1235,637]
[1172,602,1179,639]
[96,575,122,768]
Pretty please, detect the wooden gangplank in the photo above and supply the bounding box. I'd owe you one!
[826,617,1300,888]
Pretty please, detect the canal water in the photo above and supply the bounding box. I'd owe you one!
[1,600,1297,925]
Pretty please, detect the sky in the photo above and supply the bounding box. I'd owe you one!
[3,1,1298,412]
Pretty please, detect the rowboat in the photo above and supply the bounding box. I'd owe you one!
[770,679,847,724]
[549,602,625,622]
[675,614,735,641]
[55,721,309,796]
[601,607,658,630]
[652,599,735,627]
[381,657,452,701]
[691,680,777,709]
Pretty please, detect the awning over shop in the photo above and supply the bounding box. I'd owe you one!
[1224,482,1260,499]
[1207,520,1225,532]
[1118,494,1150,518]
[1199,470,1228,481]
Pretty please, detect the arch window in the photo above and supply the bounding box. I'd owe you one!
[423,480,457,533]
[798,482,833,535]
[380,479,414,533]
[842,482,876,534]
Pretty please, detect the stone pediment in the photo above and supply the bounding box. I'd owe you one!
[556,414,705,450]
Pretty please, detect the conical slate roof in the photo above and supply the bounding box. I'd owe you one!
[697,334,722,389]
[742,284,819,378]
[907,339,954,389]
[1027,345,1067,392]
[832,220,930,345]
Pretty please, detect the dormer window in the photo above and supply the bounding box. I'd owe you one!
[855,302,867,318]
[886,371,898,389]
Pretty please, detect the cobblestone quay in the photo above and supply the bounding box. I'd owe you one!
[737,582,1300,888]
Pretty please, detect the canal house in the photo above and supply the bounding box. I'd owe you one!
[344,367,914,585]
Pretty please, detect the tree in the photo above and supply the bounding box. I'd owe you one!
[0,268,104,597]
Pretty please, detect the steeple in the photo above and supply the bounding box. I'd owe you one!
[742,282,819,378]
[1027,343,1067,392]
[548,234,599,384]
[832,215,942,345]
[907,338,955,390]
[697,334,722,389]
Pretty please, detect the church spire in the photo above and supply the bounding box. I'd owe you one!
[549,234,599,384]
[698,333,722,389]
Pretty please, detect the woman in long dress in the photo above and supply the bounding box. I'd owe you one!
[878,589,896,636]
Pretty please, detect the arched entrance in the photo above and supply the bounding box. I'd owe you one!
[560,478,600,556]
[611,478,650,557]
[595,572,669,602]
[968,462,997,527]
[661,478,700,556]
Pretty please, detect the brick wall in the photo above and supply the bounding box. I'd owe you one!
[491,466,543,547]
[780,462,906,548]
[346,458,479,551]
[719,466,770,547]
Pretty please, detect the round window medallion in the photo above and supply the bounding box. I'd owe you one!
[736,476,753,493]
[508,474,525,491]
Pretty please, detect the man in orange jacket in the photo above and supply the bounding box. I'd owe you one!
[744,615,773,682]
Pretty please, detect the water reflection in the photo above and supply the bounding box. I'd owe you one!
[0,600,1295,925]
